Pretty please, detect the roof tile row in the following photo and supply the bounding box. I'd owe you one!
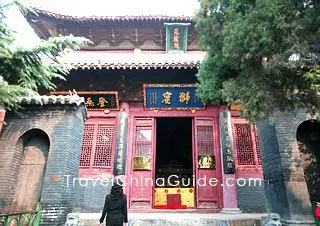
[32,8,194,23]
[20,95,85,106]
[62,51,205,70]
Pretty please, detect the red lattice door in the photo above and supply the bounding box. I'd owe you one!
[79,118,116,178]
[194,118,220,209]
[130,118,155,209]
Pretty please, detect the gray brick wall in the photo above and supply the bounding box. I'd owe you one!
[256,119,289,217]
[236,182,267,213]
[0,104,87,225]
[257,111,316,224]
[74,180,112,212]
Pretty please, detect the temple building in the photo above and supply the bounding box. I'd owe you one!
[24,6,265,213]
[0,3,318,226]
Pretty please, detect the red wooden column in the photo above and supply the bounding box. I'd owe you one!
[219,110,242,213]
[0,108,5,133]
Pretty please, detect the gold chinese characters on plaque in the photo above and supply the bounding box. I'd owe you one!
[49,91,119,110]
[198,155,215,169]
[133,156,152,170]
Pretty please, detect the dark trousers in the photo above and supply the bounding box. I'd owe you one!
[106,216,123,226]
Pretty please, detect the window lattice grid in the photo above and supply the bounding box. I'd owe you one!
[254,125,262,165]
[135,126,152,157]
[82,124,95,146]
[80,146,92,167]
[196,126,213,142]
[80,124,95,167]
[197,126,214,155]
[234,123,255,165]
[93,124,114,167]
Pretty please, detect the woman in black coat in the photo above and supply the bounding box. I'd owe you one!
[98,180,128,226]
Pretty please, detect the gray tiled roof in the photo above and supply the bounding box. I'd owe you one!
[62,51,205,70]
[30,8,194,23]
[20,95,85,106]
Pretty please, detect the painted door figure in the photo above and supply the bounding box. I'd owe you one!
[12,136,49,211]
[194,118,220,209]
[130,118,155,208]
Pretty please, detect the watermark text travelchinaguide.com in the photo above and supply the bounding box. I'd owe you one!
[63,175,263,187]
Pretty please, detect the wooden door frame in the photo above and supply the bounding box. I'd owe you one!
[152,118,157,208]
[128,117,155,208]
[194,117,220,209]
[192,117,197,208]
[127,103,223,210]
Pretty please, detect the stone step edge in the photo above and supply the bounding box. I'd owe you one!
[72,212,265,220]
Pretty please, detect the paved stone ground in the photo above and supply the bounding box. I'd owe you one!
[78,212,265,226]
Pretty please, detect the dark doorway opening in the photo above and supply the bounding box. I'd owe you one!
[297,120,320,204]
[155,117,193,188]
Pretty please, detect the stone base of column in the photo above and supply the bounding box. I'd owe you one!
[281,219,316,226]
[220,208,242,214]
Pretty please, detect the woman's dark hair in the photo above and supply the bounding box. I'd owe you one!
[110,184,123,199]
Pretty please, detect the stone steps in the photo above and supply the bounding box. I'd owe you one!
[75,212,264,226]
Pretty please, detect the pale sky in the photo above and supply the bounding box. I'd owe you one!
[28,0,200,16]
[3,1,40,46]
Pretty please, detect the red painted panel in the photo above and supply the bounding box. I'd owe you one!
[194,118,221,209]
[236,167,263,179]
[129,118,155,209]
[130,170,153,209]
[197,169,219,208]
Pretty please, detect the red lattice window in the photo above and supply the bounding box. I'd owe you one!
[93,124,114,166]
[196,124,214,156]
[232,119,261,166]
[80,124,95,167]
[80,119,115,168]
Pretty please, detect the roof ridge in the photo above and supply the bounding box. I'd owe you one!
[30,7,194,22]
[20,95,85,106]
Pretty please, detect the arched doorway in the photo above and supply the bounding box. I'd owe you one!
[11,129,50,212]
[296,120,320,205]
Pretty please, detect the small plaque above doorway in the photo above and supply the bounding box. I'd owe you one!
[50,91,119,110]
[143,84,205,111]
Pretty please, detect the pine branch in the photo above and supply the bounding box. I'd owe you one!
[0,1,91,111]
[0,76,38,110]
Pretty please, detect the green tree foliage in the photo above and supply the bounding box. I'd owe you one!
[195,0,320,120]
[0,0,90,111]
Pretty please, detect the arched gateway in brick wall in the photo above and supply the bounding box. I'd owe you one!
[11,129,50,212]
[0,96,88,225]
[257,112,319,225]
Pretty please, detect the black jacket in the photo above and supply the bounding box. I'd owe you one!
[99,194,128,224]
